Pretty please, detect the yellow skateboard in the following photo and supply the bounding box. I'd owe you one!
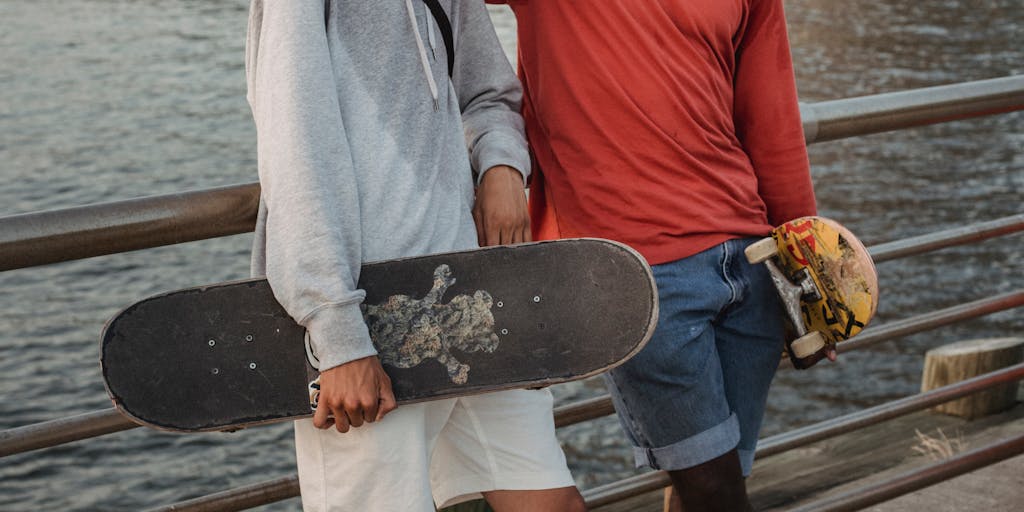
[745,216,879,369]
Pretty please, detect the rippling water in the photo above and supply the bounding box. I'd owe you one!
[1,1,1021,510]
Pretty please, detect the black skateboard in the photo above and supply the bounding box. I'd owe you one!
[101,238,658,432]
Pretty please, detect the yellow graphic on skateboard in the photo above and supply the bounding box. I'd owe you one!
[745,216,879,369]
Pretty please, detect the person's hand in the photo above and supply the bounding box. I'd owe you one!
[312,356,397,433]
[473,165,531,247]
[826,346,838,362]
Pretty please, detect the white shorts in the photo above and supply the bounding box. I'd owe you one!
[294,388,576,511]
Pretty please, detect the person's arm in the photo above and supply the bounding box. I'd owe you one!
[246,0,394,431]
[735,1,833,361]
[453,0,532,246]
[733,0,817,225]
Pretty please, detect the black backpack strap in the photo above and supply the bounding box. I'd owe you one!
[421,0,455,78]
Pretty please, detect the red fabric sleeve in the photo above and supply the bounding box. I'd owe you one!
[733,0,816,225]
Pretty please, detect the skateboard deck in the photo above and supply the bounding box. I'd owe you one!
[745,217,878,369]
[101,238,658,432]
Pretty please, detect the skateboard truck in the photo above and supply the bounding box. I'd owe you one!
[761,259,828,358]
[764,261,819,323]
[746,237,831,362]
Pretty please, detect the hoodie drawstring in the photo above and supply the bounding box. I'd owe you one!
[404,0,440,111]
[426,10,437,59]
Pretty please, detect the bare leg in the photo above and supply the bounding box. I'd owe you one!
[667,449,751,512]
[483,486,586,512]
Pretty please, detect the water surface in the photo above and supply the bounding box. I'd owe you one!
[1,1,1021,509]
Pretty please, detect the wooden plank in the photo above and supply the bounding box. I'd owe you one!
[864,453,1024,511]
[753,404,1024,511]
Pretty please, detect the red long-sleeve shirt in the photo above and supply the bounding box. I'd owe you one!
[500,0,817,264]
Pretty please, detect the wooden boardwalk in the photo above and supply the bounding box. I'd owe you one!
[866,452,1024,511]
[593,401,1024,511]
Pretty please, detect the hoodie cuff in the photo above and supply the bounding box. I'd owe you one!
[473,131,531,186]
[303,303,378,372]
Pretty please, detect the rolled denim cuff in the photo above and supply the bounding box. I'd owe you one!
[633,413,740,471]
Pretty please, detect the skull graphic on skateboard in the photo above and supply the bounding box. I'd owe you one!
[745,216,879,369]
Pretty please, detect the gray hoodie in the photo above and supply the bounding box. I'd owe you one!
[246,0,529,371]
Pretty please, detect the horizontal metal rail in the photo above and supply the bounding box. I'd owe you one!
[786,433,1024,512]
[869,214,1024,263]
[836,290,1024,355]
[3,216,1018,455]
[143,476,300,512]
[801,74,1024,143]
[3,290,1019,458]
[0,183,260,271]
[2,77,1021,272]
[553,395,617,428]
[0,390,618,457]
[581,363,1024,509]
[544,291,1024,429]
[757,362,1024,458]
[0,409,135,457]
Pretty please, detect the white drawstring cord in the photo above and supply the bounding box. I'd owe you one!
[426,9,437,60]
[404,0,440,111]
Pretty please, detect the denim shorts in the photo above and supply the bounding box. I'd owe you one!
[602,237,785,476]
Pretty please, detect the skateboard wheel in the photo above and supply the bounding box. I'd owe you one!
[744,237,778,264]
[791,331,827,359]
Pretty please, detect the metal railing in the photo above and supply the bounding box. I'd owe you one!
[2,76,1021,272]
[141,363,1024,512]
[0,183,259,271]
[581,363,1024,509]
[3,220,1021,458]
[787,433,1024,512]
[799,75,1024,143]
[2,75,1023,511]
